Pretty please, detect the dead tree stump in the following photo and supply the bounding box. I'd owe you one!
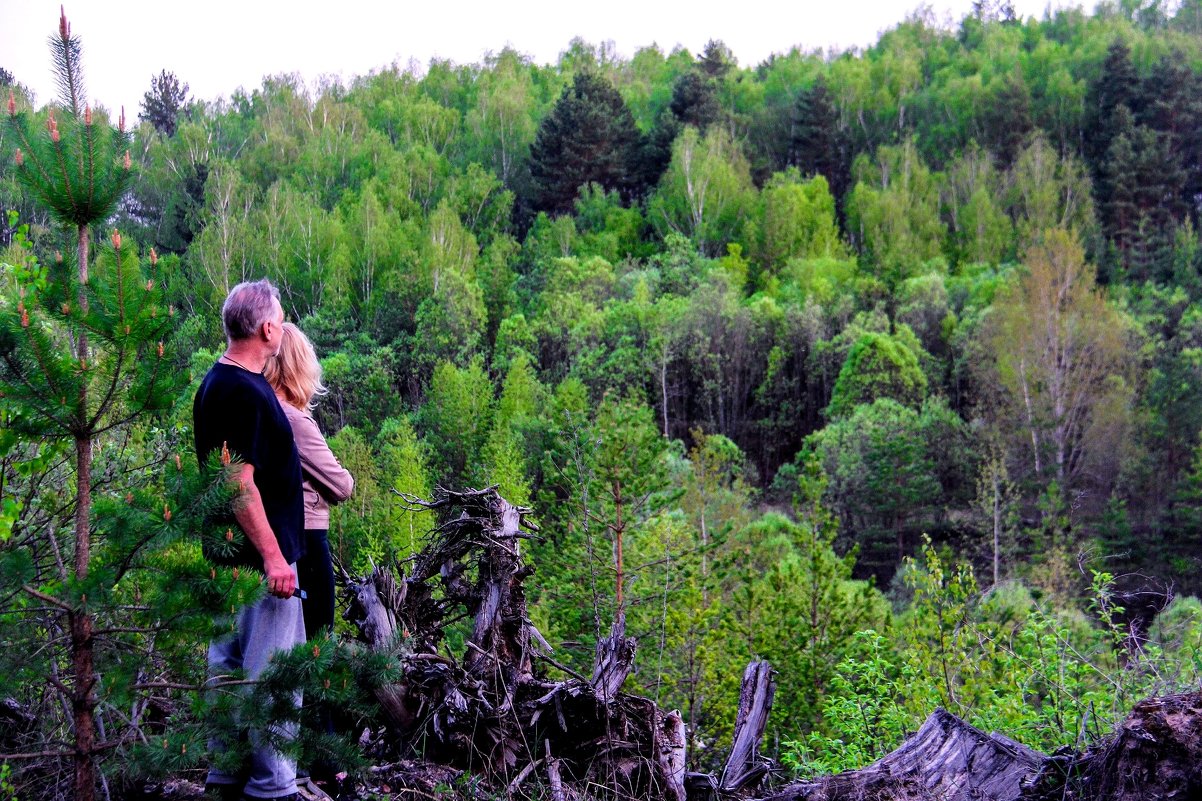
[337,487,1202,801]
[722,661,776,794]
[760,708,1049,801]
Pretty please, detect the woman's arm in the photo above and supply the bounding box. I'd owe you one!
[290,411,354,503]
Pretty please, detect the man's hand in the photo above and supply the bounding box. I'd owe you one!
[263,555,296,599]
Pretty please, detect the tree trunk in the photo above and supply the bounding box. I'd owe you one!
[72,223,97,801]
[591,611,636,702]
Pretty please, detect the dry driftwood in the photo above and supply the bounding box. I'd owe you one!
[1035,691,1202,801]
[722,661,776,793]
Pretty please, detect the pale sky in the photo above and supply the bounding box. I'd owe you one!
[3,0,1073,117]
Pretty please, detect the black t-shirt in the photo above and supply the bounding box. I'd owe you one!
[193,361,305,567]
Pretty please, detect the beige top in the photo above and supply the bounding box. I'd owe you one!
[280,402,354,529]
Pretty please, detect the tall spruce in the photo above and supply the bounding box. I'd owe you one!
[529,71,644,215]
[1084,39,1140,182]
[1138,54,1202,227]
[789,77,848,211]
[980,71,1033,167]
[668,71,721,131]
[138,69,190,137]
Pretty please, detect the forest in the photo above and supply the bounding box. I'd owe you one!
[4,1,1202,799]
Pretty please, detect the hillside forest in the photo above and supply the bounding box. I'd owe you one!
[5,2,1202,799]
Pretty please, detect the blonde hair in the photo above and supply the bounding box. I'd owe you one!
[264,322,326,410]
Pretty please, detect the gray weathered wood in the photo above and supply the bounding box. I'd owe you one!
[590,611,636,702]
[656,709,687,801]
[721,660,776,793]
[760,708,1049,801]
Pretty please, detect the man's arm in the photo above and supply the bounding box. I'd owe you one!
[232,462,296,598]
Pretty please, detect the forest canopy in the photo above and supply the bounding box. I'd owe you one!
[5,2,1202,799]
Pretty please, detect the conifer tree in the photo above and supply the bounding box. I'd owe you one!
[139,69,190,137]
[788,77,847,205]
[1084,39,1140,184]
[529,71,645,215]
[0,12,242,800]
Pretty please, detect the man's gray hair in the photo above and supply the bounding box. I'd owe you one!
[222,279,281,342]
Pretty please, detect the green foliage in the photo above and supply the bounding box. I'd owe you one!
[10,5,1202,791]
[419,358,494,486]
[755,168,843,281]
[826,332,928,419]
[845,140,947,282]
[328,418,433,575]
[649,125,757,257]
[807,398,973,567]
[7,61,131,229]
[781,630,914,776]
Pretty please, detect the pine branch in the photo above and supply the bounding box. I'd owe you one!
[10,121,58,190]
[0,748,72,760]
[50,10,85,116]
[49,126,79,213]
[22,584,72,610]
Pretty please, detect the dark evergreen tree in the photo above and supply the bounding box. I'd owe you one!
[664,41,732,139]
[528,71,644,215]
[788,77,849,211]
[139,69,189,136]
[980,71,1033,166]
[1083,39,1140,178]
[0,66,14,86]
[668,70,721,131]
[698,39,735,78]
[1100,111,1186,280]
[1138,54,1202,226]
[636,109,681,193]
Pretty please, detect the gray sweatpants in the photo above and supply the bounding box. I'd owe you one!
[206,569,306,800]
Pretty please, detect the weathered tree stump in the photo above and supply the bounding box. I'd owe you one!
[760,709,1049,801]
[722,661,776,794]
[1043,691,1202,801]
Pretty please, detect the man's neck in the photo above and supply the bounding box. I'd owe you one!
[222,343,267,373]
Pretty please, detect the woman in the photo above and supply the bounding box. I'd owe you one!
[264,322,354,643]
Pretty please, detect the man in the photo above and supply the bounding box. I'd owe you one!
[194,279,305,801]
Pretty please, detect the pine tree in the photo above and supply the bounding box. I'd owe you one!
[1084,39,1140,183]
[669,71,721,131]
[0,12,236,800]
[788,77,848,212]
[980,71,1033,167]
[1138,53,1202,229]
[528,71,645,215]
[1100,118,1186,280]
[139,69,190,137]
